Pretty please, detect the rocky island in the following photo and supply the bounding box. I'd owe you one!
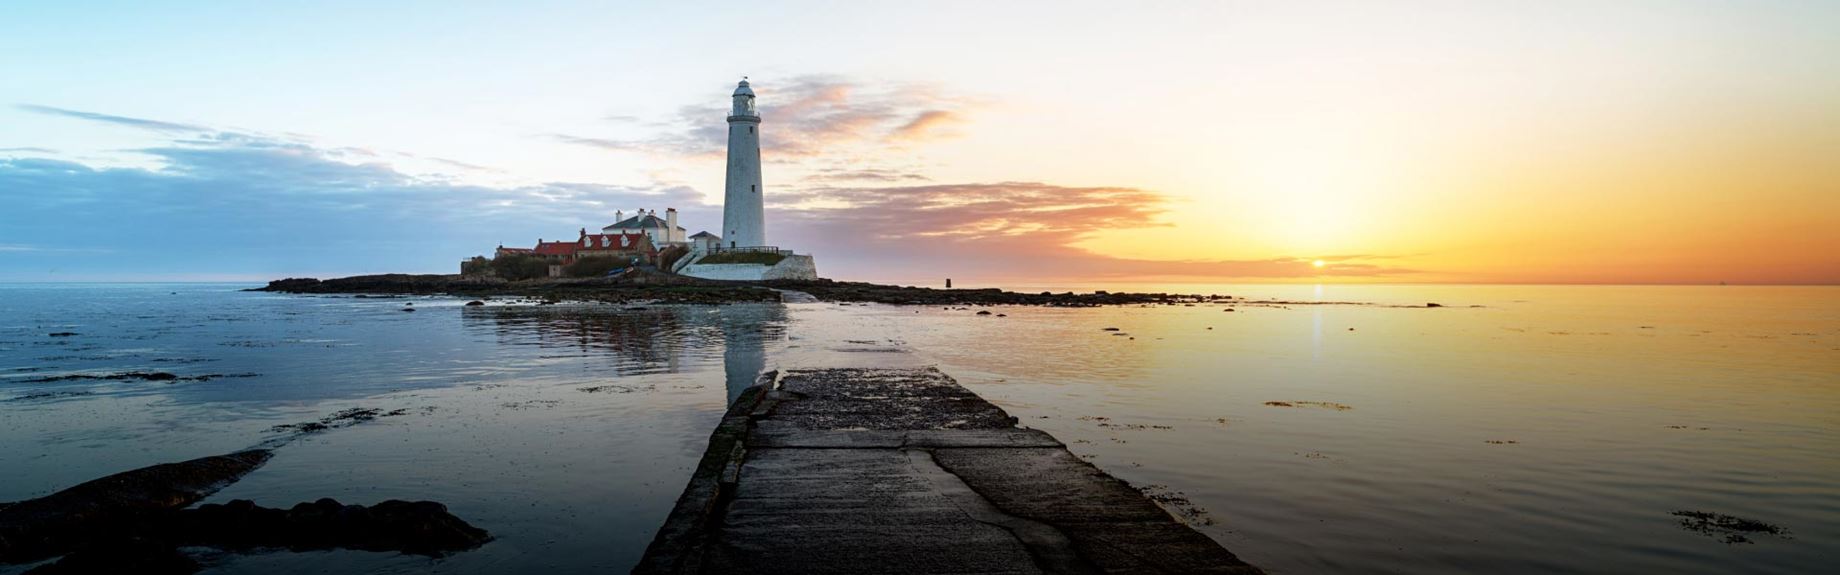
[254,272,1232,307]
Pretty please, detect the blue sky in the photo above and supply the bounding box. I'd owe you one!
[3,1,1836,283]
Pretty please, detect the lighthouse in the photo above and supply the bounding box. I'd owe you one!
[722,78,765,249]
[680,78,818,281]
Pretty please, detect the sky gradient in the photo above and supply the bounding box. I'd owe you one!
[2,1,1836,284]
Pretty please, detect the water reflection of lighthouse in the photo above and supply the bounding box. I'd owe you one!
[718,304,785,404]
[458,302,785,403]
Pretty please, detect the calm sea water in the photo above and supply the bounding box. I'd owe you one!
[1,283,1834,574]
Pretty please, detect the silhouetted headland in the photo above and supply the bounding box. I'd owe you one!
[254,271,1237,306]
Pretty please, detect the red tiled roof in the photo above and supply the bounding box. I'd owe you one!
[510,231,655,261]
[532,241,579,257]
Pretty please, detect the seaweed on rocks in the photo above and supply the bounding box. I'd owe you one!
[267,407,411,434]
[1671,511,1791,544]
[23,372,178,383]
[4,391,96,402]
[1137,484,1214,526]
[1263,401,1354,411]
[21,372,255,384]
[580,384,655,394]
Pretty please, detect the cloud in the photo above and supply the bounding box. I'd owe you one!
[552,76,974,159]
[427,157,494,171]
[800,168,932,183]
[779,182,1168,241]
[0,147,57,153]
[769,182,1419,281]
[1,103,1415,282]
[16,104,208,133]
[0,129,706,280]
[548,133,642,152]
[889,110,961,141]
[0,243,110,254]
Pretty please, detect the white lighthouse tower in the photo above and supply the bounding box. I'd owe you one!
[722,78,765,249]
[681,78,818,281]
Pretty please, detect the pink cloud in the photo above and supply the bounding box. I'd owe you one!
[888,110,961,141]
[769,182,1419,282]
[551,76,972,159]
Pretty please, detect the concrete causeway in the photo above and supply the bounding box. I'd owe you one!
[634,367,1264,574]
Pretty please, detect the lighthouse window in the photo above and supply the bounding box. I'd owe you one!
[751,185,756,192]
[748,126,754,134]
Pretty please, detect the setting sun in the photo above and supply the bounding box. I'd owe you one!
[1312,259,1326,269]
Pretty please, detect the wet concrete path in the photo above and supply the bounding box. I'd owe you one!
[634,367,1263,574]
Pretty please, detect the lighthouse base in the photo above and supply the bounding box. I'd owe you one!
[680,254,818,281]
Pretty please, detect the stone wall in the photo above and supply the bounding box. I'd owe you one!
[680,255,817,281]
[765,255,817,280]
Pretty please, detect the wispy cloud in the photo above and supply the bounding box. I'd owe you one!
[427,157,494,171]
[770,182,1418,281]
[0,123,705,278]
[889,110,962,141]
[0,147,57,154]
[16,104,208,133]
[800,168,932,183]
[1,103,1415,282]
[552,76,975,159]
[548,133,641,151]
[0,243,112,254]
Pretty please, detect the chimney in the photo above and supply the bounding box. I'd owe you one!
[580,228,586,238]
[616,210,624,222]
[666,208,678,235]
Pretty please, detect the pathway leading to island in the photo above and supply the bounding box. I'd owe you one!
[634,367,1264,574]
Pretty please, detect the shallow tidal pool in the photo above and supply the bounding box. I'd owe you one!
[1,283,1834,574]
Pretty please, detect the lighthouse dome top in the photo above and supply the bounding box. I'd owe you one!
[732,79,754,97]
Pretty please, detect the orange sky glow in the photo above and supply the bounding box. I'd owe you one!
[1,1,1835,284]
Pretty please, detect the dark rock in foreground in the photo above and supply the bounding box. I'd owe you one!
[178,498,489,556]
[0,450,274,564]
[1,449,489,574]
[24,499,489,574]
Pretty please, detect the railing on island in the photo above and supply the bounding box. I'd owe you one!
[705,246,792,255]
